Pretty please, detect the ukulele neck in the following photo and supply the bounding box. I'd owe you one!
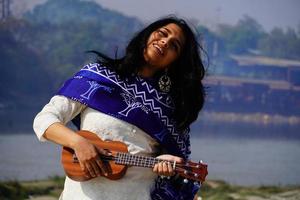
[114,152,173,168]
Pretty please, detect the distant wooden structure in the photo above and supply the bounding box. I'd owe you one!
[231,54,300,88]
[0,0,10,20]
[203,55,300,115]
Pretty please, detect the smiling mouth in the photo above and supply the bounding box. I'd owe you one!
[153,43,164,55]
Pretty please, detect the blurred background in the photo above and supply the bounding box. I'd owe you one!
[0,0,300,191]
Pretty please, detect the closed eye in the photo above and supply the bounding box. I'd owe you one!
[158,30,167,37]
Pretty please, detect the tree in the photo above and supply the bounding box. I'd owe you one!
[258,27,300,59]
[217,15,265,54]
[0,19,52,107]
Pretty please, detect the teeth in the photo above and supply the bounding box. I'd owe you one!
[153,44,163,55]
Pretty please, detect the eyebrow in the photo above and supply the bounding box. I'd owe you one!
[162,27,183,50]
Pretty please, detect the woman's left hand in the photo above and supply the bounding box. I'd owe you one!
[153,154,183,177]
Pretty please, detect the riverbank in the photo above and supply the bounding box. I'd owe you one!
[199,111,300,125]
[1,177,299,200]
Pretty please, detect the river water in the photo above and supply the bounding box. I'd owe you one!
[0,128,299,186]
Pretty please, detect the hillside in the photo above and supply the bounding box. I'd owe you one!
[0,0,142,132]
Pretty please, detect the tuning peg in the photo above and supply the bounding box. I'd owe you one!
[196,160,203,168]
[183,178,189,184]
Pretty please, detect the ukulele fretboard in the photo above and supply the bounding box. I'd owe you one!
[115,152,174,168]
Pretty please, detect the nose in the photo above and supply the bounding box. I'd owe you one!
[160,38,169,48]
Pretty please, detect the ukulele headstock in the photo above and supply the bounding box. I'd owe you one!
[176,160,208,183]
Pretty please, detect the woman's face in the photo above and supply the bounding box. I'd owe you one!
[143,23,185,74]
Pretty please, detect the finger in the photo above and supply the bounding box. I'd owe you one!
[95,148,111,175]
[166,156,184,163]
[85,162,96,177]
[90,160,101,177]
[167,161,174,175]
[156,155,184,163]
[78,161,90,178]
[162,161,169,174]
[96,159,109,176]
[79,161,86,172]
[171,156,183,163]
[97,148,112,156]
[158,162,163,175]
[153,163,158,173]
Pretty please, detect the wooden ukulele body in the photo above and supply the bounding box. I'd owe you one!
[62,130,129,181]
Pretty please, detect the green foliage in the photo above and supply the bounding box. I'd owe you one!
[48,176,65,188]
[200,180,237,200]
[197,180,299,200]
[24,0,141,29]
[19,0,141,88]
[3,0,141,85]
[0,181,27,200]
[1,178,299,200]
[0,178,63,200]
[258,27,300,59]
[216,15,300,60]
[217,15,266,54]
[0,19,52,106]
[0,0,142,131]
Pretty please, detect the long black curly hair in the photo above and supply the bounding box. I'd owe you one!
[91,16,206,133]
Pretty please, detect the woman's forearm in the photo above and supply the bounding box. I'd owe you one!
[44,122,84,149]
[33,95,86,143]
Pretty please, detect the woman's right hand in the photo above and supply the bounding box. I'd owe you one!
[42,123,111,178]
[72,136,111,178]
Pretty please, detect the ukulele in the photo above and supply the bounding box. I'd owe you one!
[61,130,208,183]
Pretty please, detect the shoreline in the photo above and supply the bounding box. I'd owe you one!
[199,111,300,125]
[1,111,300,134]
[1,177,300,200]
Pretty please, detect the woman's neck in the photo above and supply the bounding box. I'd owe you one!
[138,65,157,78]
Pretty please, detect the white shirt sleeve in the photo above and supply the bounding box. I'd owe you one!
[33,95,86,142]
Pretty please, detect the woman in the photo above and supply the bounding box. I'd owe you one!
[33,16,206,200]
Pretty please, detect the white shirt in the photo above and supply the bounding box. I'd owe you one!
[33,95,160,200]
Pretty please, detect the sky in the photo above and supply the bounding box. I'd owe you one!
[93,0,300,32]
[11,0,300,32]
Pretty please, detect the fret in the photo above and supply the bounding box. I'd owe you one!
[124,153,131,165]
